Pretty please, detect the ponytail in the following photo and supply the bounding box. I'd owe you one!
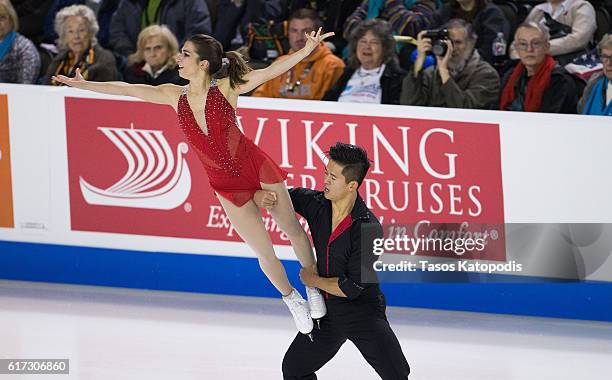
[223,50,251,89]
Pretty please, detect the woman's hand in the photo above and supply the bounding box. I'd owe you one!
[52,68,86,87]
[303,27,335,55]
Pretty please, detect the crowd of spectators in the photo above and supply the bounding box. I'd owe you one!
[1,0,610,115]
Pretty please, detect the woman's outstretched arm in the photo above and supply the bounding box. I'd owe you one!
[236,28,335,94]
[52,68,181,107]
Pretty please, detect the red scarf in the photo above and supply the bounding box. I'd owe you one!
[500,55,556,112]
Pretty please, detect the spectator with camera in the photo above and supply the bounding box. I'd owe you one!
[324,19,406,104]
[400,18,500,109]
[578,34,612,116]
[252,8,345,100]
[500,22,577,113]
[433,0,509,65]
[516,0,596,65]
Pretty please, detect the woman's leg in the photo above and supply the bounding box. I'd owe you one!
[260,182,316,268]
[217,194,293,296]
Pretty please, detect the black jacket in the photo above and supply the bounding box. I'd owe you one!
[323,62,407,105]
[289,188,383,305]
[500,63,578,114]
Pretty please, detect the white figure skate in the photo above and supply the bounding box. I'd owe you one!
[306,286,327,329]
[283,289,314,341]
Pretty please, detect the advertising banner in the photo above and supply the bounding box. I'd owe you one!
[0,94,14,228]
[65,98,505,260]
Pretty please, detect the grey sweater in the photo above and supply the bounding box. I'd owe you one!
[0,33,41,84]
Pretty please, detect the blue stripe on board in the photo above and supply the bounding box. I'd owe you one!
[1,240,611,322]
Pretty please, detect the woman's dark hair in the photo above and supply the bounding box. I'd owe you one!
[347,19,397,70]
[187,34,252,88]
[328,142,371,187]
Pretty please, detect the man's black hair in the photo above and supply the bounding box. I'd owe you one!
[328,142,371,187]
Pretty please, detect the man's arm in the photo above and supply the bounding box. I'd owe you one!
[301,222,382,300]
[300,267,347,297]
[400,68,431,106]
[400,30,432,106]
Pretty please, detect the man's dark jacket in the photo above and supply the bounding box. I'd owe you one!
[289,188,383,305]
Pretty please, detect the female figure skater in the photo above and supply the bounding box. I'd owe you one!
[53,29,335,339]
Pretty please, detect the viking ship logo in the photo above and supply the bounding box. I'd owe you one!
[79,124,191,210]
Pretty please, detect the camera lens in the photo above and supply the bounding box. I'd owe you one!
[432,42,447,56]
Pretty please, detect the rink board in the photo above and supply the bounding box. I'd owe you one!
[0,84,611,321]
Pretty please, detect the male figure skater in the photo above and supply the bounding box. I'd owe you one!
[254,142,410,379]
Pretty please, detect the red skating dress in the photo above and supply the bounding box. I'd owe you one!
[177,80,288,207]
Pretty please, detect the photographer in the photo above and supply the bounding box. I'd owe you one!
[400,18,500,109]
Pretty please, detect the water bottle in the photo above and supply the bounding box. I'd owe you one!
[492,32,507,58]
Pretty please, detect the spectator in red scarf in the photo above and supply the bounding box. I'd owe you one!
[500,22,577,113]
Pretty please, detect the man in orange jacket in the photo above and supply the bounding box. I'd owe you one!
[252,8,345,100]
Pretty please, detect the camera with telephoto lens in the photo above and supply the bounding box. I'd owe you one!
[422,28,450,56]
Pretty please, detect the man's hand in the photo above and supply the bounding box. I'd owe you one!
[299,265,319,287]
[253,190,278,210]
[414,30,433,77]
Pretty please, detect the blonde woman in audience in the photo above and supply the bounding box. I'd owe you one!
[124,25,186,85]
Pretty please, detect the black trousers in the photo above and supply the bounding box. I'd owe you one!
[282,294,410,380]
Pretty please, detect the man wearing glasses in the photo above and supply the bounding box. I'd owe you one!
[499,22,577,113]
